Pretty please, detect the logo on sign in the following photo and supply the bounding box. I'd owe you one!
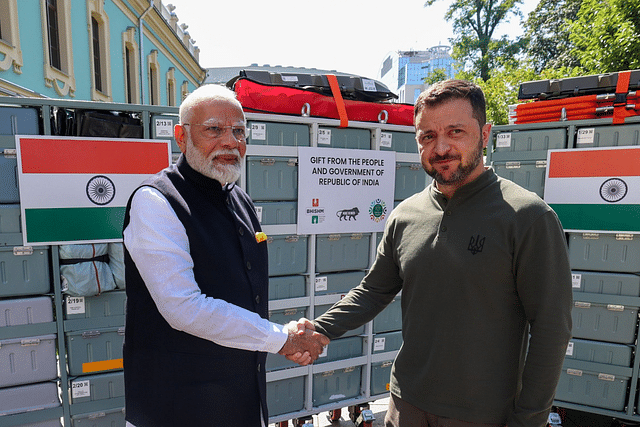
[86,175,115,205]
[369,199,387,223]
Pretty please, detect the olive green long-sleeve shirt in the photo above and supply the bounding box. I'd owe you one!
[314,168,572,427]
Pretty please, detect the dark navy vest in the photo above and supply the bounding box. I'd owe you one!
[123,155,269,426]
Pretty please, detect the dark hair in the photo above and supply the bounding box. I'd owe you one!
[414,80,486,127]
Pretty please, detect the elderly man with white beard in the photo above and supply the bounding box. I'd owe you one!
[122,85,328,427]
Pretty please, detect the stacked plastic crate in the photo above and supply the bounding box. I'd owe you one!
[242,113,429,424]
[490,118,640,421]
[0,106,63,426]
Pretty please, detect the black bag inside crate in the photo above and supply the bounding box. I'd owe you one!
[53,108,142,138]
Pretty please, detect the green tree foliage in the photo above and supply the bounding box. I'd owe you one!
[425,0,524,81]
[570,0,640,73]
[522,0,582,72]
[423,68,449,85]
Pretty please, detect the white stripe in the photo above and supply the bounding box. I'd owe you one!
[544,176,640,204]
[19,173,152,209]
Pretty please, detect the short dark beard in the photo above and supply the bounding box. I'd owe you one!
[424,137,483,185]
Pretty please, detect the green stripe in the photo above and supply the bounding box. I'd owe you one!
[25,207,126,244]
[550,204,640,232]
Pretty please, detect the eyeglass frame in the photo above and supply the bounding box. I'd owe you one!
[181,123,248,141]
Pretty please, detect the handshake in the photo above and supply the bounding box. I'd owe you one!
[278,318,330,366]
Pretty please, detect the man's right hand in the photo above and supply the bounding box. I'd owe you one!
[278,318,330,366]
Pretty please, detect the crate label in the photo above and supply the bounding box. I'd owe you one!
[71,379,91,399]
[380,132,393,148]
[318,128,331,145]
[362,79,377,92]
[374,337,386,352]
[571,274,582,289]
[566,341,574,356]
[281,75,299,83]
[154,118,174,137]
[250,123,266,140]
[255,206,263,223]
[315,276,328,292]
[66,296,86,315]
[496,133,512,148]
[577,128,595,145]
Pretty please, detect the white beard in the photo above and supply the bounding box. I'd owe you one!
[185,139,242,185]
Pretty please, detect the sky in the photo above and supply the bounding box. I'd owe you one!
[170,0,540,80]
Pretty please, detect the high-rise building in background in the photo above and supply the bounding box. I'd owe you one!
[377,45,457,104]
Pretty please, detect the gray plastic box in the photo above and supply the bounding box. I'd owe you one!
[316,336,364,364]
[571,300,638,344]
[380,131,418,153]
[571,271,640,296]
[0,296,53,327]
[267,375,305,416]
[317,127,370,150]
[70,371,124,405]
[0,106,40,150]
[575,124,640,148]
[314,270,365,296]
[64,290,127,321]
[248,121,310,146]
[268,275,306,300]
[0,203,22,246]
[0,152,19,203]
[246,156,298,201]
[373,297,402,333]
[255,201,297,225]
[371,360,393,396]
[70,407,125,427]
[0,246,51,297]
[0,334,57,387]
[0,381,61,416]
[316,233,370,273]
[493,160,547,198]
[492,128,566,161]
[312,366,362,406]
[395,162,429,200]
[267,235,308,277]
[569,233,640,273]
[566,338,633,367]
[66,327,124,376]
[555,367,629,411]
[372,330,403,354]
[151,114,179,153]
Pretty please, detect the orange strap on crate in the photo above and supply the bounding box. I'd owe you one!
[613,70,631,124]
[326,74,349,128]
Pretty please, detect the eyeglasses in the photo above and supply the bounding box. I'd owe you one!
[182,123,248,141]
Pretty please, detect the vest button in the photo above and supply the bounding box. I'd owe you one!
[238,227,244,236]
[246,261,252,270]
[255,295,260,304]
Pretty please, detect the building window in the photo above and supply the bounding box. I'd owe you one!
[92,18,102,92]
[0,0,23,74]
[122,27,140,104]
[46,0,61,70]
[41,0,75,96]
[166,68,176,106]
[181,81,189,102]
[147,50,161,105]
[87,0,111,101]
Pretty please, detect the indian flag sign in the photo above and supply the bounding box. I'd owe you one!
[544,146,640,233]
[16,136,171,245]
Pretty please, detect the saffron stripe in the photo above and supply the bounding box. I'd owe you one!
[24,207,125,244]
[547,148,640,178]
[549,204,640,232]
[19,137,169,174]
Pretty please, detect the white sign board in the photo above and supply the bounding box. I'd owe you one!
[297,147,396,234]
